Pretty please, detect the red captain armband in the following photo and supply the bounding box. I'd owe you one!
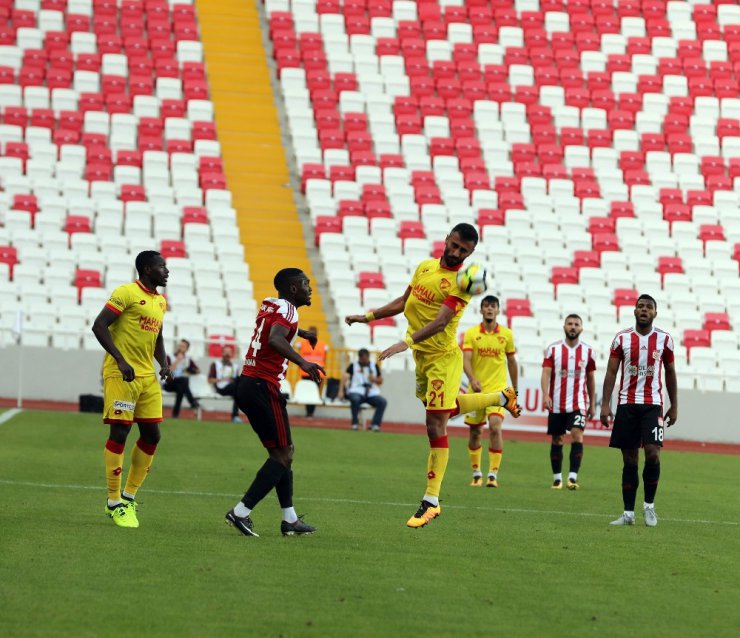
[105,303,122,315]
[443,296,467,314]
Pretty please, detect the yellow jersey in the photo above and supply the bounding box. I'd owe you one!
[404,258,472,355]
[462,323,516,390]
[102,280,166,379]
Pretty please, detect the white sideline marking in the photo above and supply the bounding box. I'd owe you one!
[0,479,737,527]
[0,409,22,425]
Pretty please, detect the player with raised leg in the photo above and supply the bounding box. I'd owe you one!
[92,251,172,528]
[601,295,678,527]
[225,268,323,538]
[346,224,521,528]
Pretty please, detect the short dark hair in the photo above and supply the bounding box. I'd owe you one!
[274,268,306,293]
[135,250,162,275]
[179,339,190,348]
[450,223,479,244]
[358,348,369,357]
[481,295,499,308]
[565,313,582,322]
[636,294,657,310]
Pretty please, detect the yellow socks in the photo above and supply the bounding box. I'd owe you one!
[456,392,501,414]
[104,439,125,504]
[468,445,482,473]
[488,448,503,477]
[123,439,157,499]
[425,435,449,499]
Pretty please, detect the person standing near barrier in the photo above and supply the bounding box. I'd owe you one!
[296,325,328,418]
[541,314,596,490]
[92,250,171,529]
[601,295,677,528]
[461,295,518,488]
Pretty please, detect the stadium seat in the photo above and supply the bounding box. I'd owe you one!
[683,329,712,361]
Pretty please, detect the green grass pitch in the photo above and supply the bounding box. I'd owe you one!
[1,410,739,637]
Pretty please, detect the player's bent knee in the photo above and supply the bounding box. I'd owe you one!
[108,423,131,444]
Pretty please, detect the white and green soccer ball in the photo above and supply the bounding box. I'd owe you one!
[456,263,491,296]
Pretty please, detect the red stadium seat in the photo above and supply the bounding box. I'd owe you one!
[592,233,620,253]
[683,329,711,360]
[505,299,533,319]
[65,216,92,235]
[357,272,385,292]
[551,266,579,293]
[314,215,343,246]
[120,185,147,202]
[703,313,731,334]
[160,240,187,259]
[182,207,208,225]
[0,245,19,279]
[656,256,684,282]
[398,220,425,241]
[207,335,237,358]
[698,225,726,252]
[572,251,600,270]
[337,200,364,218]
[74,269,103,301]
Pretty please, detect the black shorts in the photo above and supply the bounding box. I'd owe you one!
[547,411,587,435]
[236,376,292,449]
[609,404,663,449]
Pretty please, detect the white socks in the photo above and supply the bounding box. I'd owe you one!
[423,494,439,506]
[568,472,577,481]
[233,502,252,518]
[643,502,655,510]
[282,507,298,523]
[553,472,563,481]
[107,499,122,508]
[122,490,135,501]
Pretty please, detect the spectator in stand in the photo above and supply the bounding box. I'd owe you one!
[296,325,328,418]
[163,339,201,418]
[341,348,388,432]
[208,345,241,423]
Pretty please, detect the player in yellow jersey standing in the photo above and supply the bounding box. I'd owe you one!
[92,251,172,528]
[462,295,518,488]
[346,224,521,528]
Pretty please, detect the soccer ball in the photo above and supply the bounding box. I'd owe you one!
[456,263,491,295]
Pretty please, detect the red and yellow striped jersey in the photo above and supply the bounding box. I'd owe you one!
[102,280,166,379]
[463,323,516,390]
[404,258,472,354]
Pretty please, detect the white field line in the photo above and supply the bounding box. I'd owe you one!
[0,409,22,425]
[0,479,737,527]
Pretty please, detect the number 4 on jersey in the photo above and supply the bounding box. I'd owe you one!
[249,318,266,358]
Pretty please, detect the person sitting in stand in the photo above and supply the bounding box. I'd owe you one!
[341,348,388,432]
[163,339,201,418]
[208,345,241,423]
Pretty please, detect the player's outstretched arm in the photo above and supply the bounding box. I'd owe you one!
[345,287,411,326]
[599,357,620,427]
[269,324,325,383]
[379,304,455,360]
[297,328,318,348]
[92,307,135,381]
[664,361,678,427]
